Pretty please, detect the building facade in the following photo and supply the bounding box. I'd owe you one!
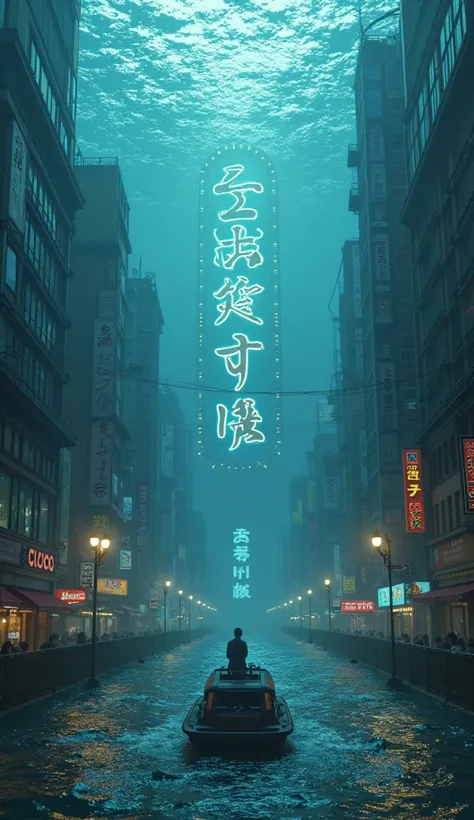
[65,157,134,636]
[124,268,164,608]
[349,34,427,627]
[400,0,474,638]
[0,0,82,647]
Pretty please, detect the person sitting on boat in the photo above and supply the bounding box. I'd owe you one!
[226,627,248,670]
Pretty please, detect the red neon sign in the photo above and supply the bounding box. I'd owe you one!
[28,548,55,573]
[341,601,375,613]
[461,437,474,513]
[54,589,87,604]
[402,449,425,532]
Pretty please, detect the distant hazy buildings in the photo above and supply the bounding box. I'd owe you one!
[124,269,164,605]
[332,241,371,594]
[65,157,134,635]
[0,0,82,647]
[348,34,425,591]
[401,0,474,637]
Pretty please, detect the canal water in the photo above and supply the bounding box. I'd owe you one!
[0,633,472,819]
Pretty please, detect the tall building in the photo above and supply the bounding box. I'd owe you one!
[65,157,134,635]
[400,0,474,638]
[333,241,372,595]
[124,268,164,606]
[0,0,82,647]
[306,399,343,616]
[349,34,426,608]
[158,389,193,613]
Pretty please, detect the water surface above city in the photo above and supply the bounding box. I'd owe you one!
[0,634,473,820]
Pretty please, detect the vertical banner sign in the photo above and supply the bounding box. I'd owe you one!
[402,449,425,531]
[198,145,281,470]
[92,321,116,417]
[89,420,113,505]
[137,482,148,548]
[8,121,27,234]
[460,437,474,513]
[232,528,250,600]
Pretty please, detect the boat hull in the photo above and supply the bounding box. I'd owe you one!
[182,696,294,747]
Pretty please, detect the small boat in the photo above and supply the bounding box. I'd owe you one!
[182,665,293,747]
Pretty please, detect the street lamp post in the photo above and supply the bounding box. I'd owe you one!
[163,580,171,635]
[289,600,294,627]
[324,579,332,632]
[178,590,183,632]
[372,530,401,689]
[298,596,302,629]
[307,590,313,643]
[188,595,193,635]
[87,534,111,688]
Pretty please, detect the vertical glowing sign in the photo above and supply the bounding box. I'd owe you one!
[198,145,281,470]
[461,437,474,513]
[402,449,425,532]
[232,528,250,600]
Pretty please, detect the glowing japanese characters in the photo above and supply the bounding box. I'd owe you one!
[213,225,264,270]
[213,164,264,222]
[215,334,264,392]
[232,528,251,599]
[213,276,264,326]
[217,398,265,451]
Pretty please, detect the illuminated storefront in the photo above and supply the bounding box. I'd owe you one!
[377,582,431,638]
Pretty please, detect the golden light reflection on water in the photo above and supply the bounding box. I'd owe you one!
[0,637,473,818]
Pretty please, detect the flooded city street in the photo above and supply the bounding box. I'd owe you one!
[0,633,473,820]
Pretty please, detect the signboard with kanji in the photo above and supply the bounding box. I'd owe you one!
[402,449,425,532]
[461,437,474,513]
[341,601,375,613]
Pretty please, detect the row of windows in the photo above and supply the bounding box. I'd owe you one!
[29,39,70,159]
[432,435,459,485]
[433,491,462,537]
[1,319,55,412]
[0,418,57,485]
[5,246,17,294]
[408,0,467,175]
[25,217,63,306]
[24,283,58,355]
[28,0,78,107]
[27,162,68,260]
[0,472,50,544]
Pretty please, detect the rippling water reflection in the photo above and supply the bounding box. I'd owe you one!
[0,634,473,819]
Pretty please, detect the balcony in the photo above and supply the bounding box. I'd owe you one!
[349,185,360,214]
[347,143,359,168]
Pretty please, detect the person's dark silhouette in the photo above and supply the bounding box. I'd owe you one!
[226,627,248,670]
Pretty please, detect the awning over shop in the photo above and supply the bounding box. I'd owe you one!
[0,586,33,610]
[412,583,474,603]
[11,588,70,612]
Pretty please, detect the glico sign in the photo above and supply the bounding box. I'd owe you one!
[198,145,281,470]
[26,547,55,573]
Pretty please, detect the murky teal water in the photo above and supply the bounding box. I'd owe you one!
[0,634,472,819]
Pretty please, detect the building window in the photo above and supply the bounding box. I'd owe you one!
[39,493,49,543]
[434,502,440,536]
[443,440,450,475]
[428,49,441,123]
[6,246,18,293]
[454,490,461,527]
[447,495,454,530]
[29,38,70,160]
[437,445,443,481]
[441,499,447,532]
[450,435,458,471]
[418,84,429,149]
[0,473,10,528]
[440,1,466,90]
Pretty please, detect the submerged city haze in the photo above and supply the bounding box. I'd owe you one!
[1,0,474,818]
